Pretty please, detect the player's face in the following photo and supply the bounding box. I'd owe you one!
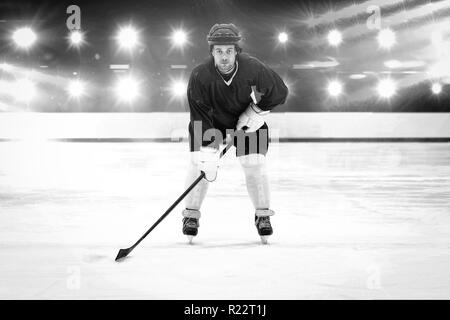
[212,45,237,74]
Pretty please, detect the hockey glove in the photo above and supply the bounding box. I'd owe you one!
[198,147,220,182]
[236,102,269,133]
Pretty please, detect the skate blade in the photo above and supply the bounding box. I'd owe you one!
[260,236,269,244]
[187,235,194,244]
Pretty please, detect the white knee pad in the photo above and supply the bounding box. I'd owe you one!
[255,209,275,217]
[190,151,200,165]
[182,208,201,219]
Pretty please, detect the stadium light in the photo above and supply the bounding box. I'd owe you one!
[377,28,396,49]
[12,27,37,49]
[278,32,288,44]
[377,79,397,98]
[67,80,86,98]
[115,77,140,103]
[171,29,187,47]
[327,80,343,97]
[431,83,442,95]
[69,30,84,47]
[327,29,342,47]
[170,80,187,98]
[116,26,139,50]
[13,79,37,103]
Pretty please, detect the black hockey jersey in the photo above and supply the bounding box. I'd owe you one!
[187,53,288,131]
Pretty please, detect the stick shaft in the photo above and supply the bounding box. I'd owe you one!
[128,173,205,251]
[124,133,238,253]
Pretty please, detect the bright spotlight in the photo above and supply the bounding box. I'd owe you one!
[377,28,396,49]
[12,27,37,49]
[278,32,288,43]
[117,26,139,50]
[327,80,343,97]
[172,30,187,47]
[431,83,442,95]
[170,80,187,97]
[327,29,342,47]
[377,79,397,98]
[115,77,140,103]
[67,80,86,98]
[69,30,84,46]
[14,79,37,102]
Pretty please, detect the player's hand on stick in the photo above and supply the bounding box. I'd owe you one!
[236,102,269,133]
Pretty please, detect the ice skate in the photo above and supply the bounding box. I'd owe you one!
[182,209,201,243]
[255,216,273,244]
[183,217,199,240]
[255,209,274,244]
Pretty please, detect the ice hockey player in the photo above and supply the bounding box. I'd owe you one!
[182,23,288,244]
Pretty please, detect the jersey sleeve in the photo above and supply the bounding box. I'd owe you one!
[187,69,215,148]
[254,62,289,112]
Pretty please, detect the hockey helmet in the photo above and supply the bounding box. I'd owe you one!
[206,23,242,46]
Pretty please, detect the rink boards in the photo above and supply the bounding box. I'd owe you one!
[0,113,449,140]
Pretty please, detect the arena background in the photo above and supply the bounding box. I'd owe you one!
[1,0,449,113]
[1,0,449,301]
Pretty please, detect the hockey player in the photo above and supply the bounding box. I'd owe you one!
[182,23,288,243]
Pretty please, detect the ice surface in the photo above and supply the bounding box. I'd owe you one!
[0,141,449,299]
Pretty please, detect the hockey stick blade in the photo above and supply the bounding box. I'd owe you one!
[115,248,132,261]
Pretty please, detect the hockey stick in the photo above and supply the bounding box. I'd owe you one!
[115,131,240,261]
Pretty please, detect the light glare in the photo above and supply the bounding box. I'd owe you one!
[67,80,86,98]
[377,29,396,49]
[115,77,139,103]
[278,32,288,43]
[12,28,37,48]
[327,29,342,46]
[172,30,187,46]
[431,83,442,95]
[377,79,397,98]
[117,26,139,50]
[327,80,343,97]
[69,31,84,46]
[170,80,187,97]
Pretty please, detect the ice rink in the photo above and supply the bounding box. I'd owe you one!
[0,141,449,299]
